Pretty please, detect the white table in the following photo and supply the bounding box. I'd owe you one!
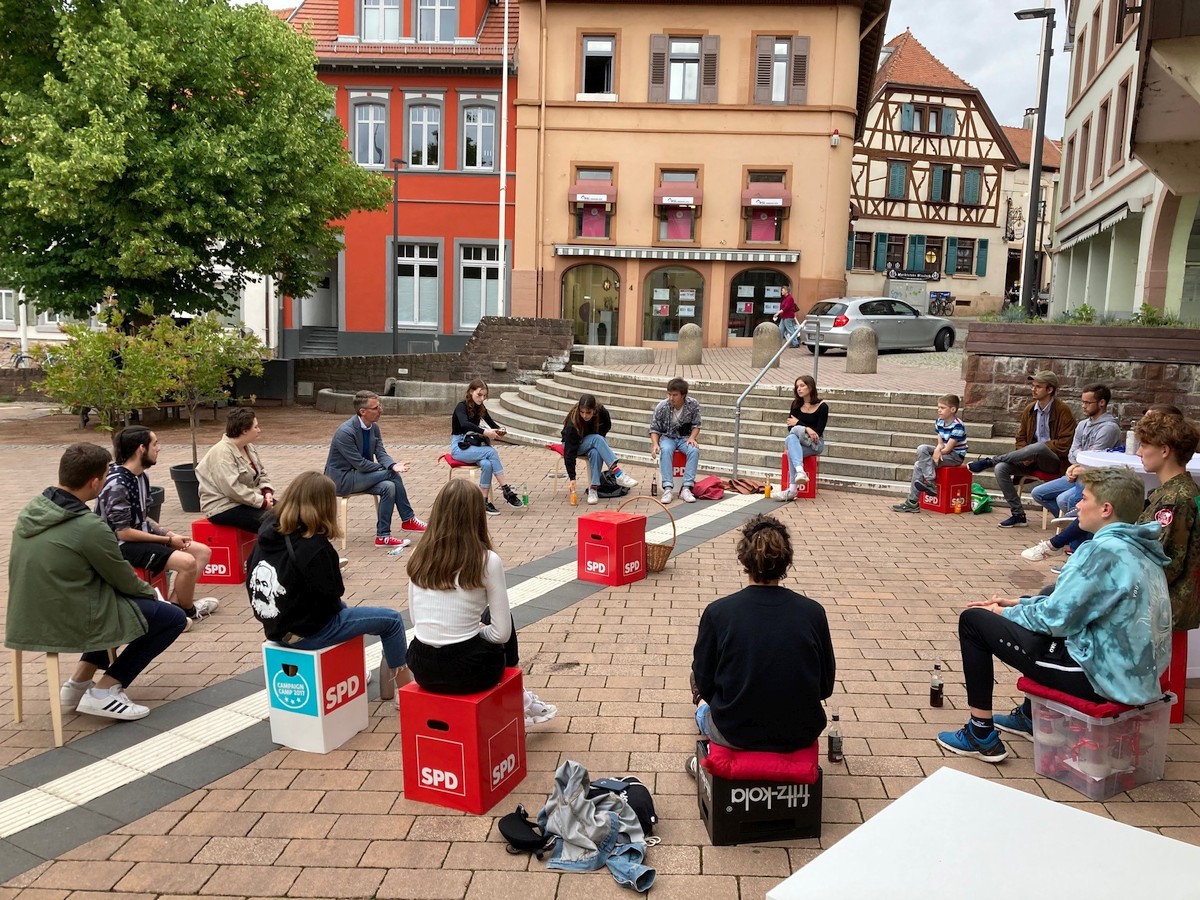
[767,768,1200,900]
[1076,449,1200,492]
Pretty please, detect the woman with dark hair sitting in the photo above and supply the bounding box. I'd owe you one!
[450,379,522,516]
[561,393,637,505]
[197,407,274,534]
[687,515,836,773]
[775,375,828,503]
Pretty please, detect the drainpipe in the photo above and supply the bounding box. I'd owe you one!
[535,0,548,317]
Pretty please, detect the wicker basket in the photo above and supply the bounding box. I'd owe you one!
[617,495,677,573]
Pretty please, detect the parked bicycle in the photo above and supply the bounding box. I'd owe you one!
[928,296,955,317]
[2,342,57,369]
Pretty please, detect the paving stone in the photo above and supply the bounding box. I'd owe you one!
[200,864,300,896]
[113,861,217,894]
[377,868,472,899]
[192,836,288,866]
[286,866,384,898]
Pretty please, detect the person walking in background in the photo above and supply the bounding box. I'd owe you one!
[775,376,827,503]
[197,408,274,534]
[649,378,702,504]
[772,285,799,347]
[450,379,524,516]
[561,394,637,505]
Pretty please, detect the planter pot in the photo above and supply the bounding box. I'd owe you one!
[147,485,166,523]
[169,463,202,514]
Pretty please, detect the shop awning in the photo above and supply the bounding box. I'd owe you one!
[553,244,799,263]
[569,180,616,203]
[741,184,792,208]
[654,186,703,206]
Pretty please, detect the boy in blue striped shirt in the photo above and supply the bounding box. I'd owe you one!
[892,395,968,513]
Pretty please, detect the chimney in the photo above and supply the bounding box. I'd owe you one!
[1022,107,1038,130]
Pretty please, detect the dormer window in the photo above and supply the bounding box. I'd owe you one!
[417,0,457,42]
[362,0,399,41]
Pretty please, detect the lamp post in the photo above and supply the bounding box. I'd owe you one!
[391,156,401,356]
[1015,6,1055,316]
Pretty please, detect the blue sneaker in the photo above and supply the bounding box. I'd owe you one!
[936,725,1008,762]
[967,457,995,473]
[1050,563,1064,575]
[993,705,1033,739]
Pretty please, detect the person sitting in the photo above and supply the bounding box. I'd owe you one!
[968,371,1077,528]
[687,515,835,774]
[648,377,703,504]
[405,479,556,727]
[197,407,274,534]
[450,379,523,515]
[7,443,187,721]
[890,393,966,513]
[775,376,827,502]
[324,389,426,546]
[936,466,1171,762]
[561,393,637,505]
[246,472,411,705]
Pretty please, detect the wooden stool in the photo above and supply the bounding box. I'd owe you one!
[439,453,480,482]
[1016,470,1058,530]
[13,646,117,748]
[337,494,380,552]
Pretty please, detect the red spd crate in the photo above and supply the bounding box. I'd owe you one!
[672,450,687,482]
[132,565,169,598]
[578,510,647,586]
[399,667,527,814]
[192,518,258,584]
[781,453,819,499]
[918,464,972,514]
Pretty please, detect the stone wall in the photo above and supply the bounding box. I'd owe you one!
[293,317,573,403]
[0,368,49,401]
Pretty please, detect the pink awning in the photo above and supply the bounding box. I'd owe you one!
[654,186,703,206]
[569,180,616,203]
[740,184,792,208]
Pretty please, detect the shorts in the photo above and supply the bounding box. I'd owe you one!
[120,541,173,575]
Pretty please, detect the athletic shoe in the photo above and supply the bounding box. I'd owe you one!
[485,502,500,516]
[187,597,220,619]
[76,685,150,721]
[503,488,523,508]
[660,488,674,504]
[524,690,557,726]
[891,498,920,513]
[915,480,938,499]
[1050,563,1065,576]
[993,706,1033,739]
[614,472,638,488]
[936,725,1008,762]
[998,514,1028,528]
[1021,540,1063,562]
[967,457,996,473]
[793,468,809,484]
[587,488,599,505]
[339,557,349,569]
[774,485,799,502]
[375,535,408,546]
[680,486,696,503]
[60,679,93,708]
[1051,515,1077,528]
[401,517,428,532]
[686,755,698,779]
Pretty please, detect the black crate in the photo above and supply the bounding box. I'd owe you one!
[695,740,823,846]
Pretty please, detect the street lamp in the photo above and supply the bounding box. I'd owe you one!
[391,157,401,356]
[1015,6,1055,316]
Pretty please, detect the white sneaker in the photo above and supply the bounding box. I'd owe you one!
[188,597,220,620]
[587,488,599,505]
[76,685,150,721]
[794,468,809,483]
[773,485,798,502]
[614,472,638,488]
[60,679,93,708]
[660,487,674,504]
[1051,516,1076,528]
[524,690,557,726]
[1021,540,1063,562]
[680,486,696,503]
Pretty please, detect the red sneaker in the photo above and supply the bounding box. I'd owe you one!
[401,517,427,533]
[375,535,409,546]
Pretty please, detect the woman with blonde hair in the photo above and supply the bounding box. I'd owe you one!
[561,393,637,505]
[406,479,556,726]
[450,379,522,515]
[245,472,410,705]
[197,407,274,534]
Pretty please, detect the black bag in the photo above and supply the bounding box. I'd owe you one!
[588,776,658,836]
[596,469,629,499]
[498,804,555,858]
[458,431,490,451]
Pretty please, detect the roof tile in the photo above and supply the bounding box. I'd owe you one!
[873,29,974,97]
[1001,125,1063,169]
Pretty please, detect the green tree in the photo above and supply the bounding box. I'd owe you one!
[0,0,389,319]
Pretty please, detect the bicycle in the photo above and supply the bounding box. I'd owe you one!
[2,341,37,368]
[928,296,955,317]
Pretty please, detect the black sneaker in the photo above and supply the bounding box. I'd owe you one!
[967,457,995,473]
[503,488,523,508]
[485,501,501,516]
[999,513,1028,528]
[915,480,938,498]
[891,498,920,513]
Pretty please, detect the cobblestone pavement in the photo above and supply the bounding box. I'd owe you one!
[1,391,1198,899]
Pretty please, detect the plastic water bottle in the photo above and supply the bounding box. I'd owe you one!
[827,713,844,763]
[930,662,944,708]
[1125,426,1138,455]
[651,476,658,498]
[570,487,577,506]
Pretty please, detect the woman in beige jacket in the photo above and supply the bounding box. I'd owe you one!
[197,408,274,533]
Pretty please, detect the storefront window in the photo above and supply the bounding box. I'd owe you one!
[643,266,703,342]
[561,264,620,345]
[728,268,789,338]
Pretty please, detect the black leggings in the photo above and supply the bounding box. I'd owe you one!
[958,606,1106,712]
[208,504,266,534]
[407,615,519,695]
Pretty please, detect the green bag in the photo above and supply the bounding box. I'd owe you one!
[971,482,992,514]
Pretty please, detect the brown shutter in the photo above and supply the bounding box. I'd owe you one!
[648,34,668,103]
[753,34,773,104]
[789,36,809,105]
[700,34,720,104]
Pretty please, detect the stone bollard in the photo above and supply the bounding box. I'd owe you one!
[752,322,782,369]
[845,327,879,374]
[677,323,703,365]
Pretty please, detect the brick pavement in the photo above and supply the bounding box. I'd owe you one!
[0,406,1198,899]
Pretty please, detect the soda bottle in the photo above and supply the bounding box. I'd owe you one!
[651,476,658,498]
[570,487,577,506]
[522,485,529,507]
[930,662,944,708]
[764,482,772,499]
[827,713,844,763]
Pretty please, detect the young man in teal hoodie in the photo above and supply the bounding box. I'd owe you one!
[937,466,1172,762]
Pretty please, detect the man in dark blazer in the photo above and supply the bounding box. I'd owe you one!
[324,390,426,545]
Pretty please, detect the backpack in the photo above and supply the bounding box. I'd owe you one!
[498,804,555,858]
[597,469,630,499]
[587,776,658,836]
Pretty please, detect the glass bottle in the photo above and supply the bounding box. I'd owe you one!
[827,713,844,763]
[651,476,658,497]
[521,484,529,507]
[570,487,577,506]
[929,662,944,708]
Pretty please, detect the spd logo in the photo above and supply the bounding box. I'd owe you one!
[204,562,229,576]
[491,753,518,788]
[623,560,641,576]
[585,559,608,575]
[420,767,459,790]
[324,675,362,712]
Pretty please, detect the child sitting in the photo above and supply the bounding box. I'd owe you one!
[891,394,967,513]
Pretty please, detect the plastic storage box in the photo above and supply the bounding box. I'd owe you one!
[1030,692,1175,801]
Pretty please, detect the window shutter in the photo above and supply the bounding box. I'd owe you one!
[906,234,925,270]
[789,35,810,105]
[648,34,668,103]
[929,166,943,202]
[888,162,906,199]
[700,35,720,103]
[940,107,955,136]
[963,168,981,205]
[754,35,773,104]
[874,233,887,271]
[975,238,989,277]
[846,233,855,270]
[906,236,917,270]
[901,102,915,132]
[945,236,958,273]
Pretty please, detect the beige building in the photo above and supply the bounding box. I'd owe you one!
[511,0,890,347]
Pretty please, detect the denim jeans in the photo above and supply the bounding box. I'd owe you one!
[993,443,1062,514]
[779,317,799,347]
[81,596,187,687]
[578,433,619,487]
[906,444,963,502]
[695,701,737,749]
[345,468,415,536]
[289,601,409,669]
[1032,477,1083,517]
[450,440,505,490]
[658,436,699,489]
[785,428,825,479]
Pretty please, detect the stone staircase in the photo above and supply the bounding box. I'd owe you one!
[298,326,339,358]
[497,366,1013,494]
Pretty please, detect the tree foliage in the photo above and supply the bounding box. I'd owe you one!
[0,0,389,319]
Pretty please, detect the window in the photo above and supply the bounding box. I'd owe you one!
[1061,136,1076,209]
[954,237,975,274]
[573,167,614,239]
[0,289,14,322]
[362,0,399,41]
[657,170,698,242]
[923,236,944,273]
[960,167,982,205]
[1073,28,1087,101]
[417,0,456,42]
[1088,7,1101,81]
[462,104,495,170]
[396,243,439,327]
[743,171,787,243]
[887,161,908,200]
[753,35,810,105]
[928,164,951,203]
[900,103,953,135]
[886,234,906,268]
[643,266,703,342]
[1108,0,1120,46]
[852,232,872,269]
[582,36,615,95]
[409,104,440,168]
[353,101,387,167]
[1112,76,1130,168]
[459,245,501,330]
[648,34,719,103]
[1076,118,1091,199]
[1094,98,1109,182]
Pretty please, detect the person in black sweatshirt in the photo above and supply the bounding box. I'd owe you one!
[560,393,638,505]
[689,515,836,756]
[450,379,523,516]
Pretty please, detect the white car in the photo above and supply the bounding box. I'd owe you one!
[801,297,956,353]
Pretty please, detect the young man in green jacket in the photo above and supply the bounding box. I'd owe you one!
[5,443,187,721]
